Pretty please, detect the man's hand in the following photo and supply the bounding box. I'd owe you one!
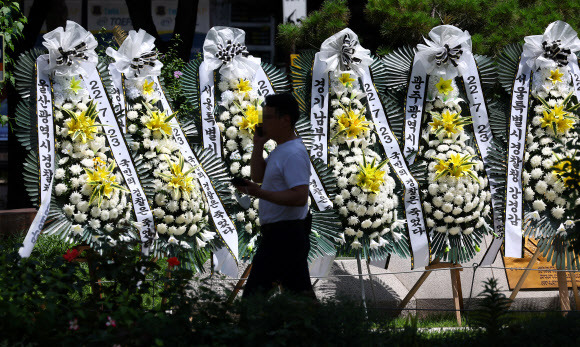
[250,133,268,183]
[233,179,261,197]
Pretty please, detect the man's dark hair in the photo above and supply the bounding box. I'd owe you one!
[264,93,300,126]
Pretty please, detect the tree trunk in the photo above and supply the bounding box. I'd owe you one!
[126,0,198,60]
[173,0,199,60]
[125,0,168,52]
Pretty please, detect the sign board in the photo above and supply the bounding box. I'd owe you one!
[87,0,133,32]
[283,0,307,24]
[504,237,580,289]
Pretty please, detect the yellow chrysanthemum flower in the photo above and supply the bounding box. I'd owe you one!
[85,158,128,206]
[552,157,580,188]
[335,109,372,139]
[540,104,576,135]
[69,76,82,94]
[159,155,196,200]
[429,109,469,138]
[145,110,174,137]
[338,73,356,86]
[236,79,252,94]
[142,79,155,95]
[436,77,454,95]
[64,101,102,143]
[549,69,564,85]
[434,153,479,182]
[238,104,261,133]
[356,156,387,193]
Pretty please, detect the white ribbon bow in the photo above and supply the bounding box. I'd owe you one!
[522,20,580,70]
[42,20,98,76]
[415,25,472,79]
[318,28,373,77]
[203,26,261,81]
[106,29,162,80]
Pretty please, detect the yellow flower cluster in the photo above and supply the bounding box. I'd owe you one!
[540,104,576,135]
[552,157,580,189]
[238,104,261,133]
[356,156,387,193]
[336,108,372,139]
[435,78,454,95]
[64,100,101,143]
[159,155,196,200]
[433,153,479,182]
[429,109,470,138]
[145,110,174,137]
[85,158,127,206]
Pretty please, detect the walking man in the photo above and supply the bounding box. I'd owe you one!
[234,93,315,299]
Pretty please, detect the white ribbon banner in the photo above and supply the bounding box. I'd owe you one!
[108,64,127,132]
[19,55,56,258]
[82,62,156,255]
[503,56,532,258]
[460,52,505,265]
[252,66,334,212]
[362,66,430,269]
[199,60,222,156]
[153,77,239,278]
[569,56,580,101]
[403,59,427,163]
[310,53,330,165]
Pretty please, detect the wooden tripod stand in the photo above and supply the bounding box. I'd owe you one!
[395,259,465,326]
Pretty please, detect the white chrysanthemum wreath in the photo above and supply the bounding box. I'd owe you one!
[124,77,213,254]
[524,65,580,228]
[216,75,277,253]
[418,76,492,252]
[327,71,403,251]
[52,74,134,245]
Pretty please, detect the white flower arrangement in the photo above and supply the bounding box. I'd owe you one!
[417,77,491,250]
[123,79,212,255]
[215,75,273,246]
[327,71,403,251]
[52,77,134,242]
[523,64,579,227]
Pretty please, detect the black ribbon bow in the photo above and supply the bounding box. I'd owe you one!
[435,44,463,67]
[55,42,89,66]
[130,51,158,77]
[542,40,571,67]
[339,34,362,71]
[214,40,249,64]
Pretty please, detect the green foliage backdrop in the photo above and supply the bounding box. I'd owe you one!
[278,0,580,57]
[365,0,580,56]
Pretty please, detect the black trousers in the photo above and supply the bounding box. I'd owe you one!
[242,214,315,299]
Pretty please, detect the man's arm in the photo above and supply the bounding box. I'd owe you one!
[240,183,309,207]
[250,135,267,183]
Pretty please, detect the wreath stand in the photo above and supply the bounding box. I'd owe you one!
[506,247,580,314]
[227,263,253,304]
[395,259,465,326]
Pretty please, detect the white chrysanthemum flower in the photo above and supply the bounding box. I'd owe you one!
[63,204,75,217]
[551,206,565,219]
[70,192,82,205]
[535,180,548,195]
[533,199,547,212]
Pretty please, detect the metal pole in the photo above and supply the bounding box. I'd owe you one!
[366,257,377,303]
[356,250,368,316]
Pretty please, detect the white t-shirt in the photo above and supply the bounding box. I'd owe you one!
[259,138,310,224]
